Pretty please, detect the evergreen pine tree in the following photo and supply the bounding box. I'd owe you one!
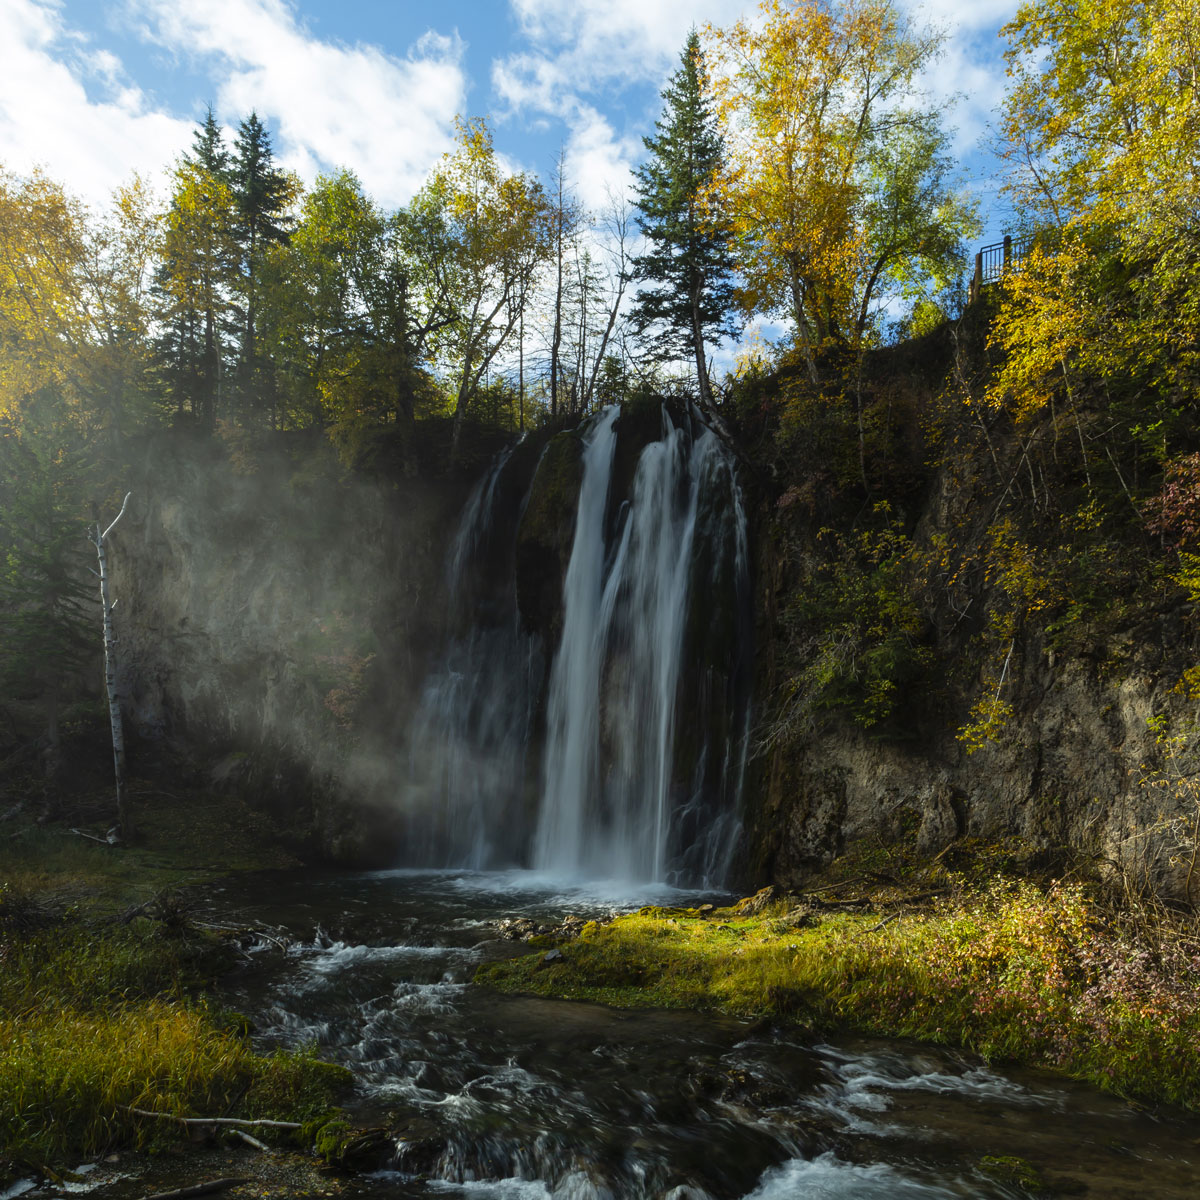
[630,31,738,410]
[0,411,93,776]
[230,112,294,424]
[186,105,232,180]
[153,107,237,429]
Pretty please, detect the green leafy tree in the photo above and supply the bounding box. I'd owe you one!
[414,118,553,453]
[631,30,739,413]
[707,0,975,383]
[997,0,1200,463]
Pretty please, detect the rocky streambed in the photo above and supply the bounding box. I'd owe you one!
[17,867,1200,1200]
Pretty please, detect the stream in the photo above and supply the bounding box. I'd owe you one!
[193,868,1200,1199]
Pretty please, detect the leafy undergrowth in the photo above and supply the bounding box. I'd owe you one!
[478,874,1200,1113]
[0,788,346,1180]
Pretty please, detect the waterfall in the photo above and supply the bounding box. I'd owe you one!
[533,404,750,885]
[402,443,542,868]
[402,401,750,887]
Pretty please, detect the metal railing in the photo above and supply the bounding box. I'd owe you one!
[969,235,1034,302]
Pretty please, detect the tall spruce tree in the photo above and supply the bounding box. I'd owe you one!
[154,109,236,428]
[231,112,294,424]
[187,105,232,180]
[630,31,738,411]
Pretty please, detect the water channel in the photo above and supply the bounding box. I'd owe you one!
[191,869,1200,1198]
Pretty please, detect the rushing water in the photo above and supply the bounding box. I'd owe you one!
[404,404,750,887]
[145,869,1200,1200]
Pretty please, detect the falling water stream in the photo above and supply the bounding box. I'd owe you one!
[403,404,750,885]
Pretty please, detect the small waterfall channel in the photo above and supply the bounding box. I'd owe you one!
[403,401,751,886]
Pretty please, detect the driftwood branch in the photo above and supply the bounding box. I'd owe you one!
[71,827,116,846]
[863,912,901,934]
[806,876,868,895]
[138,1179,249,1200]
[121,1106,301,1130]
[230,1128,270,1152]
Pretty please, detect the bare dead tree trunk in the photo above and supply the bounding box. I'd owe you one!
[93,492,132,841]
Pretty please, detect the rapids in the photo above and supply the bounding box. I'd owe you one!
[197,868,1200,1199]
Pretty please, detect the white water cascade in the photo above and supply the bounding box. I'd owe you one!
[402,401,750,886]
[533,404,750,883]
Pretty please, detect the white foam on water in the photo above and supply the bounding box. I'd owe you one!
[403,1175,553,1199]
[741,1153,957,1199]
[289,939,478,978]
[815,1044,1063,1107]
[390,980,466,1015]
[444,867,720,910]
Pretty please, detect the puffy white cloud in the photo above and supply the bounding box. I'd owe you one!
[562,103,642,208]
[497,0,1018,218]
[124,0,468,207]
[0,0,191,204]
[496,0,745,121]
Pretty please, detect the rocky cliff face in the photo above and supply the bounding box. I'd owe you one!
[110,410,1200,900]
[111,430,466,863]
[744,410,1200,903]
[747,632,1196,892]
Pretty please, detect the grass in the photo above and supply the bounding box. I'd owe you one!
[478,870,1200,1113]
[0,784,347,1181]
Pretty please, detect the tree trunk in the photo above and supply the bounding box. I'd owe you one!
[95,493,132,841]
[689,280,713,412]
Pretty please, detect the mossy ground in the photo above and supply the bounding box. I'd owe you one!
[0,781,348,1182]
[478,841,1200,1114]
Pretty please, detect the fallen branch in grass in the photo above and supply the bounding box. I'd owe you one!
[70,827,118,846]
[862,913,902,934]
[229,1128,269,1152]
[121,1106,301,1130]
[806,876,868,895]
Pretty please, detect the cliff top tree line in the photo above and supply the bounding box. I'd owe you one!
[3,0,1200,758]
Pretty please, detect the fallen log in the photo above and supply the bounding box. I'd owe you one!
[230,1128,269,1152]
[121,1106,300,1130]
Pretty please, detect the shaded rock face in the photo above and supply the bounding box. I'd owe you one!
[111,433,463,864]
[744,478,1200,903]
[514,429,584,649]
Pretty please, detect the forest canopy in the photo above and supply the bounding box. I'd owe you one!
[3,0,1199,754]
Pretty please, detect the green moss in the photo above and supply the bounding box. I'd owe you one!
[979,1155,1047,1193]
[477,881,1200,1113]
[0,800,342,1175]
[312,1118,353,1160]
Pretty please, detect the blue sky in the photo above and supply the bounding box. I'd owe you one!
[2,0,1020,233]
